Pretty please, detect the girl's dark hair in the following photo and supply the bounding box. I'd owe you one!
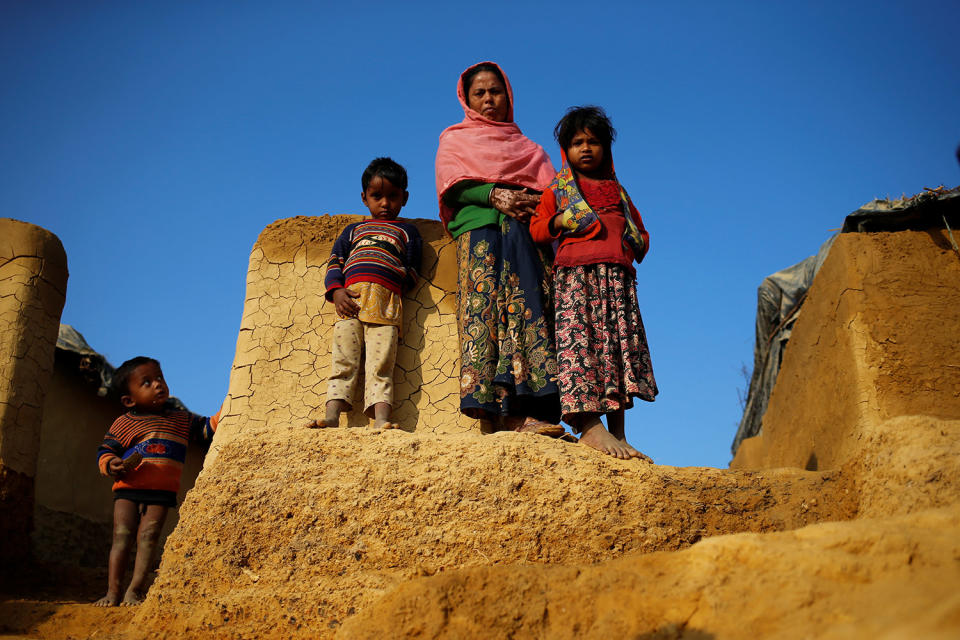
[361,157,408,191]
[113,356,160,397]
[554,106,616,156]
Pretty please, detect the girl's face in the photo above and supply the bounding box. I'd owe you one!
[566,128,604,176]
[467,71,509,122]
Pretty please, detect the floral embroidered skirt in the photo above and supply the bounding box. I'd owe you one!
[554,262,657,423]
[456,218,560,423]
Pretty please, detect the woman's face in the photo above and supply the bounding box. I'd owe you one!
[467,71,509,122]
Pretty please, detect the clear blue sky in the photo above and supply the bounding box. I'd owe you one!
[3,1,957,468]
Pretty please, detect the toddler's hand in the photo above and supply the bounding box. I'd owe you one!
[106,457,126,477]
[333,288,362,318]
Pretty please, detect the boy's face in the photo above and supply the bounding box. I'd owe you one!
[122,361,169,412]
[361,175,408,221]
[566,128,605,176]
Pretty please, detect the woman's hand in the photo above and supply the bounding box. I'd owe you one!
[490,187,539,223]
[333,288,361,318]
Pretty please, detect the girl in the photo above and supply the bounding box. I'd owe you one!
[530,106,658,460]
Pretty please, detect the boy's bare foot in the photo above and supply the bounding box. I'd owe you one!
[379,421,400,430]
[94,592,120,607]
[305,418,338,429]
[579,422,634,460]
[121,588,146,606]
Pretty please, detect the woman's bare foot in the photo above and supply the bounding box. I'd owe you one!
[121,588,146,606]
[521,417,566,437]
[305,418,338,429]
[503,416,566,437]
[94,592,120,607]
[578,422,634,459]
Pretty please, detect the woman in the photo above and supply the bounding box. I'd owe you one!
[435,61,562,433]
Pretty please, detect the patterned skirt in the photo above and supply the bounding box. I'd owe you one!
[456,218,560,423]
[554,263,657,422]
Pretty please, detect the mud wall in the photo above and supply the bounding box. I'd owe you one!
[0,219,67,565]
[732,229,960,471]
[123,220,960,639]
[210,215,476,463]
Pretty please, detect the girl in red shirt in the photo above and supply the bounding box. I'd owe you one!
[530,106,658,460]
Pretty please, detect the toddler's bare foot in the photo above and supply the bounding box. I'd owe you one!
[379,421,400,430]
[305,418,338,429]
[94,592,120,607]
[579,423,634,460]
[121,588,146,606]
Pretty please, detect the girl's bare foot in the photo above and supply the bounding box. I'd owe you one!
[606,410,653,462]
[94,592,120,607]
[615,437,654,463]
[578,422,634,459]
[121,588,146,606]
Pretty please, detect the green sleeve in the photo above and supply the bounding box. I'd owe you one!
[445,181,494,207]
[444,181,500,239]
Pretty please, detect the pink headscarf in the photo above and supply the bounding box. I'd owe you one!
[435,61,556,230]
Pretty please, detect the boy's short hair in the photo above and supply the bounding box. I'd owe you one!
[554,106,617,158]
[361,157,408,192]
[112,356,160,398]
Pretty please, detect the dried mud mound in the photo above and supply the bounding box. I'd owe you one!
[132,427,854,638]
[339,416,960,640]
[122,222,960,639]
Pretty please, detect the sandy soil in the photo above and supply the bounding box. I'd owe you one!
[5,221,959,639]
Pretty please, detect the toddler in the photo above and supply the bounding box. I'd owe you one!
[95,356,218,606]
[530,106,658,460]
[307,157,422,430]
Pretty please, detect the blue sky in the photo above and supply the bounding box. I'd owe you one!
[3,1,958,468]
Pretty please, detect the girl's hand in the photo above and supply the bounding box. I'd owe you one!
[490,188,539,223]
[333,288,361,318]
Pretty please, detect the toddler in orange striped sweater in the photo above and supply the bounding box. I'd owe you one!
[94,356,217,606]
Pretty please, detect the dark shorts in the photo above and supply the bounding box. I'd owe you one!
[113,489,177,508]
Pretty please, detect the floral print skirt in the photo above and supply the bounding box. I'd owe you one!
[554,263,657,423]
[456,218,560,423]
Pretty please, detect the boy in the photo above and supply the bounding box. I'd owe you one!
[94,356,218,606]
[306,157,422,430]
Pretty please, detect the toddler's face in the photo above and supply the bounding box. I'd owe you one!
[122,361,169,412]
[361,175,408,221]
[566,128,605,176]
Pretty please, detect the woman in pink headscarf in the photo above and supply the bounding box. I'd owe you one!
[436,61,562,433]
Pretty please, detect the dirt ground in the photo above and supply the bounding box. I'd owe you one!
[4,223,959,639]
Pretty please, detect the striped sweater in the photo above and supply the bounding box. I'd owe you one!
[324,220,422,300]
[97,409,217,494]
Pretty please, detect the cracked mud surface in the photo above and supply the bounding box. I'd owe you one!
[6,220,960,639]
[0,218,67,563]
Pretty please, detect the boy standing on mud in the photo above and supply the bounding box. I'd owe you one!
[94,356,218,606]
